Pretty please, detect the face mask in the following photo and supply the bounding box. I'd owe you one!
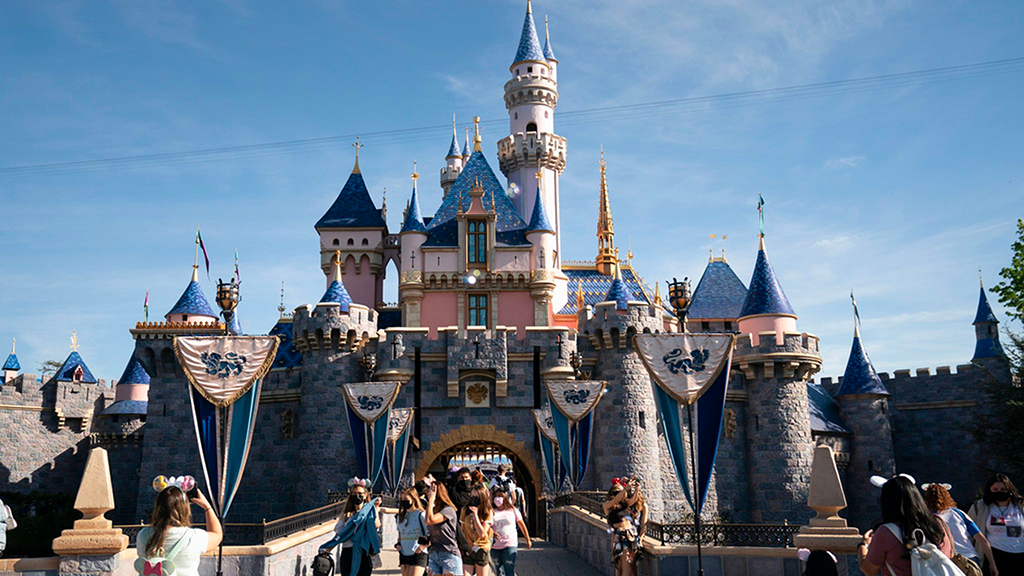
[493,497,504,507]
[400,500,412,510]
[468,495,481,508]
[354,493,366,503]
[992,491,1011,502]
[460,479,472,490]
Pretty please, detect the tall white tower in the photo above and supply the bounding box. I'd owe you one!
[497,0,567,262]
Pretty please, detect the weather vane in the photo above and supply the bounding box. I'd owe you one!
[70,331,79,352]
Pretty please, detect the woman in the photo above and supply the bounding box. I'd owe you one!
[320,480,382,576]
[603,478,642,576]
[969,473,1024,575]
[624,477,648,541]
[924,483,997,575]
[137,486,223,576]
[460,484,493,576]
[395,487,430,576]
[857,475,955,576]
[489,487,531,576]
[425,482,463,576]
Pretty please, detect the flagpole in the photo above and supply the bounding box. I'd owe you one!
[686,402,704,576]
[194,226,200,271]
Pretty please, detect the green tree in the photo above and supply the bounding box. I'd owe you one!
[992,218,1024,323]
[37,359,63,379]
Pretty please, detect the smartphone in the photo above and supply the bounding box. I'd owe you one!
[187,487,199,500]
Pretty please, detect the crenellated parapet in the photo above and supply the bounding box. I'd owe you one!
[732,331,822,381]
[502,73,559,109]
[580,300,667,351]
[291,302,379,355]
[497,132,567,175]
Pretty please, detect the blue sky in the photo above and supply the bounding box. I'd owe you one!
[0,0,1020,382]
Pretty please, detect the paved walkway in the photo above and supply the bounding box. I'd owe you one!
[374,540,602,575]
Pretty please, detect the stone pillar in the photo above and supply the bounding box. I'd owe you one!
[793,445,862,552]
[52,447,129,576]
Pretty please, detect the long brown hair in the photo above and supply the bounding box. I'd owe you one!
[461,485,493,542]
[145,487,192,558]
[343,485,370,520]
[398,487,423,523]
[432,482,456,515]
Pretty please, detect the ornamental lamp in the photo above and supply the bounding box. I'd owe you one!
[360,351,377,380]
[668,277,691,323]
[216,278,240,313]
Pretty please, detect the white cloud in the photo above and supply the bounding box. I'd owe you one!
[823,155,866,170]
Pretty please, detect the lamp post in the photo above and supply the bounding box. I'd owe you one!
[667,277,705,575]
[216,278,240,335]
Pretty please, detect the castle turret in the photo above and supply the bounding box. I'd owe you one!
[112,353,151,405]
[315,145,389,308]
[733,234,819,523]
[498,0,566,254]
[526,180,556,325]
[972,278,1005,361]
[400,168,428,327]
[462,127,471,163]
[686,254,747,333]
[3,338,19,383]
[441,118,464,197]
[166,266,218,324]
[543,15,557,82]
[595,150,617,276]
[833,297,894,529]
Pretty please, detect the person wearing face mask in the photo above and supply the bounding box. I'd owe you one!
[450,468,474,514]
[489,487,531,576]
[320,479,382,576]
[460,485,494,576]
[395,487,429,576]
[970,473,1024,575]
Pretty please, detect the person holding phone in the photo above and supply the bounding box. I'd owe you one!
[460,484,493,576]
[137,484,223,576]
[396,487,430,576]
[424,482,462,576]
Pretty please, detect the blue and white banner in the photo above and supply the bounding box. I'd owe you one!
[176,335,280,518]
[546,380,605,490]
[383,408,414,495]
[342,382,401,488]
[533,408,562,494]
[635,334,735,514]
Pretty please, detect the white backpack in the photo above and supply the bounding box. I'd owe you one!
[882,523,966,576]
[135,531,191,576]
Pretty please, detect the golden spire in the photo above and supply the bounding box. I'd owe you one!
[576,282,585,310]
[411,160,419,184]
[332,250,344,283]
[70,331,79,352]
[278,282,286,318]
[527,0,532,15]
[595,146,617,276]
[473,116,482,152]
[654,282,663,306]
[352,137,363,174]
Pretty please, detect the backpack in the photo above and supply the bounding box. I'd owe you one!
[134,530,191,576]
[882,523,966,576]
[311,550,335,576]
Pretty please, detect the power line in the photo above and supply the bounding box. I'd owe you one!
[2,56,1022,178]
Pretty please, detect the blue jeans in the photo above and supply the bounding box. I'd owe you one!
[427,549,463,575]
[491,546,518,576]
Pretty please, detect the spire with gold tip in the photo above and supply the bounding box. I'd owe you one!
[596,147,617,276]
[446,116,461,160]
[401,162,428,234]
[3,338,19,374]
[511,0,545,70]
[320,250,353,312]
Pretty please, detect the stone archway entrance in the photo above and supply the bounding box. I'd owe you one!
[415,425,545,536]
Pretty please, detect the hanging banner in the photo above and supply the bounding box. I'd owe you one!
[633,334,734,405]
[177,335,279,518]
[635,333,734,514]
[533,408,560,493]
[546,380,605,422]
[532,408,558,444]
[175,336,279,407]
[343,382,402,488]
[384,408,414,495]
[546,380,605,490]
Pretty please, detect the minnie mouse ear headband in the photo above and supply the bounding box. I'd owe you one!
[921,483,952,491]
[348,477,371,489]
[870,473,916,488]
[152,475,196,493]
[797,549,837,564]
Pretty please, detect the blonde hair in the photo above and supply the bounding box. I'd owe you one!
[145,487,192,558]
[398,487,423,523]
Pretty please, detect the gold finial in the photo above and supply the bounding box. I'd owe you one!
[278,282,286,318]
[576,282,585,310]
[332,250,344,283]
[491,184,497,213]
[627,235,633,265]
[411,160,419,183]
[526,0,532,15]
[654,282,663,306]
[709,233,716,262]
[457,191,464,214]
[70,331,79,352]
[10,337,15,355]
[352,137,363,174]
[596,146,617,275]
[721,234,728,262]
[473,116,482,152]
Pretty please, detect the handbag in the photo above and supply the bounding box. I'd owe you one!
[4,505,16,530]
[882,523,966,576]
[949,554,981,576]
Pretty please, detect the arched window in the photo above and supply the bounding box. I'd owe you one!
[526,122,537,133]
[468,221,487,265]
[361,238,369,246]
[347,238,354,246]
[332,238,340,246]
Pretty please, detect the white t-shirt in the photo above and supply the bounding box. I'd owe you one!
[984,503,1024,553]
[937,508,981,559]
[491,508,523,550]
[137,526,209,576]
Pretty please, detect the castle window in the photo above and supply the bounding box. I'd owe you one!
[527,66,533,73]
[867,459,874,471]
[725,321,733,331]
[182,315,188,322]
[347,238,354,246]
[639,411,646,430]
[468,294,488,327]
[73,366,84,383]
[362,238,369,246]
[702,321,710,332]
[332,238,339,246]
[515,68,520,75]
[282,408,295,439]
[514,112,518,120]
[526,122,537,133]
[467,221,487,265]
[544,111,549,118]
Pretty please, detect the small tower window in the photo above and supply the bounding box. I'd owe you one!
[282,408,295,439]
[73,366,84,383]
[468,221,487,265]
[527,66,533,73]
[332,238,339,246]
[182,315,188,322]
[361,238,369,246]
[468,294,488,327]
[347,238,354,246]
[526,122,537,133]
[545,111,549,118]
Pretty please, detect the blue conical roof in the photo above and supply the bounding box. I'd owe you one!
[688,260,748,320]
[738,240,795,318]
[447,131,462,159]
[315,171,387,229]
[973,285,999,324]
[3,353,19,371]
[56,351,97,384]
[543,18,557,61]
[526,188,554,233]
[167,274,217,318]
[117,354,150,386]
[512,4,545,67]
[463,132,472,157]
[604,268,631,310]
[428,151,526,232]
[320,280,352,311]
[401,184,428,234]
[835,334,888,397]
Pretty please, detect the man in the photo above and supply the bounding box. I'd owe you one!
[449,468,474,513]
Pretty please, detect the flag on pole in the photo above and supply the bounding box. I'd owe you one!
[757,194,765,237]
[234,249,240,284]
[144,290,149,322]
[196,228,211,279]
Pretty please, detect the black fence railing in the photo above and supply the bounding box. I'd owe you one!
[552,491,799,548]
[327,490,398,509]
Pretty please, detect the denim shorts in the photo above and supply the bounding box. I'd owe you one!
[427,549,463,575]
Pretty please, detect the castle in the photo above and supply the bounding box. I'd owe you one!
[0,1,1010,535]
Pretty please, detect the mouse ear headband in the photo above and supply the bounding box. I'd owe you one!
[921,483,952,491]
[870,473,916,488]
[347,477,371,489]
[797,549,837,564]
[152,475,196,493]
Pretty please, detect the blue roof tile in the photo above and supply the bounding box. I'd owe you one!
[101,400,148,416]
[315,171,387,229]
[835,335,888,397]
[526,188,554,233]
[688,260,748,320]
[512,6,545,67]
[543,23,556,61]
[807,382,851,434]
[973,337,1006,360]
[604,273,631,310]
[269,321,303,369]
[558,267,664,315]
[401,184,428,234]
[463,133,472,157]
[117,354,150,386]
[427,151,526,233]
[447,131,462,159]
[3,353,19,371]
[738,243,795,318]
[974,286,999,324]
[320,280,352,311]
[56,351,97,384]
[167,279,217,318]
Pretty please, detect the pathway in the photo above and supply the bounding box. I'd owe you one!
[374,540,602,575]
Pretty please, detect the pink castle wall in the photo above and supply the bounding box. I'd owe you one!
[738,315,797,345]
[342,254,378,308]
[115,383,149,402]
[421,292,458,338]
[498,291,536,337]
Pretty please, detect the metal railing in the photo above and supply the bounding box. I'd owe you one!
[552,491,799,548]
